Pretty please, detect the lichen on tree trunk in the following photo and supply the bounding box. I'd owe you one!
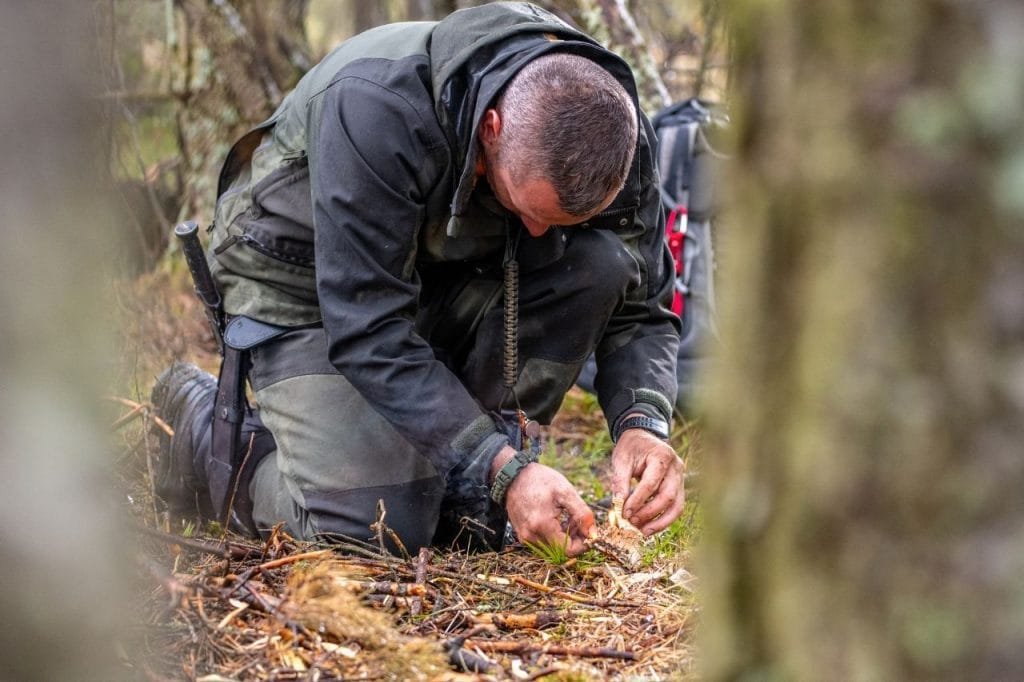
[699,0,1024,679]
[575,0,671,113]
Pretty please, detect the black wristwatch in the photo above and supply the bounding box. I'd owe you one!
[614,415,670,442]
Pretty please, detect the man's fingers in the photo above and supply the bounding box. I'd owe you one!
[560,488,596,556]
[633,463,684,535]
[634,477,684,536]
[523,516,589,558]
[560,488,596,529]
[566,535,589,557]
[631,491,671,528]
[610,455,635,500]
[516,516,563,548]
[507,464,597,556]
[538,517,569,547]
[573,509,597,540]
[623,457,666,519]
[640,493,685,536]
[632,485,680,532]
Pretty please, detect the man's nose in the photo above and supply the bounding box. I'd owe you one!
[521,217,550,237]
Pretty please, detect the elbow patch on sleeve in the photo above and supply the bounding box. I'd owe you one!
[450,413,503,458]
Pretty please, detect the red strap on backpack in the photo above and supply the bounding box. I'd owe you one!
[665,205,687,316]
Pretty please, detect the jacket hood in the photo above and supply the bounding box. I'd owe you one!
[428,3,642,233]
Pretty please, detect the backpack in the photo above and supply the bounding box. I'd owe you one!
[652,97,725,416]
[575,97,726,417]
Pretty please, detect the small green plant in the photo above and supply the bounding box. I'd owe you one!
[642,499,702,565]
[524,536,610,569]
[573,548,607,570]
[204,519,225,537]
[180,518,197,538]
[523,534,572,565]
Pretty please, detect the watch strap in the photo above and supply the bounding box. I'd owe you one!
[490,449,538,505]
[613,415,670,442]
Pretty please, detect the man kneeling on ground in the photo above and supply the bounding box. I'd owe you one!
[153,2,684,555]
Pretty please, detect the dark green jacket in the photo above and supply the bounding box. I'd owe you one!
[209,2,678,485]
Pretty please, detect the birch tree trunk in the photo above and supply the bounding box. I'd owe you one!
[700,0,1024,679]
[577,0,671,112]
[541,0,671,113]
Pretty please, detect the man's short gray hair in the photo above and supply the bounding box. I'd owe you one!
[494,52,638,218]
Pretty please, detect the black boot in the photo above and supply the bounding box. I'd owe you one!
[150,362,217,517]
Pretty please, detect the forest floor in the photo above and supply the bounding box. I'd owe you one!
[111,264,700,681]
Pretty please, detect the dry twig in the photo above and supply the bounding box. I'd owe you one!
[464,638,638,661]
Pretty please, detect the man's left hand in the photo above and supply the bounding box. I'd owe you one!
[610,429,685,536]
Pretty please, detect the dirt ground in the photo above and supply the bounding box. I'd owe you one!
[113,266,698,681]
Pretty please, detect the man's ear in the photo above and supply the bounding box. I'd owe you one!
[478,108,502,147]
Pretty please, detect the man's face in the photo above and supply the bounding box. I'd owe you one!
[477,107,616,238]
[486,160,584,237]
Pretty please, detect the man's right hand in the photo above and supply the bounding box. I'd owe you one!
[491,446,595,556]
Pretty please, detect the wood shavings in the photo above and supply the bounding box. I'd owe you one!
[585,495,646,568]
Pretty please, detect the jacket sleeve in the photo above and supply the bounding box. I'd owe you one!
[594,113,682,432]
[306,73,509,498]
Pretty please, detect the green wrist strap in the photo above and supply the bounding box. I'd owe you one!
[490,449,538,505]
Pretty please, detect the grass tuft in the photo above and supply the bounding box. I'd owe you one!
[643,498,703,565]
[523,534,572,565]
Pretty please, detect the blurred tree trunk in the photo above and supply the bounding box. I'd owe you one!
[700,0,1024,679]
[353,1,389,32]
[692,0,723,100]
[405,0,438,21]
[432,0,459,17]
[0,2,129,679]
[174,0,312,219]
